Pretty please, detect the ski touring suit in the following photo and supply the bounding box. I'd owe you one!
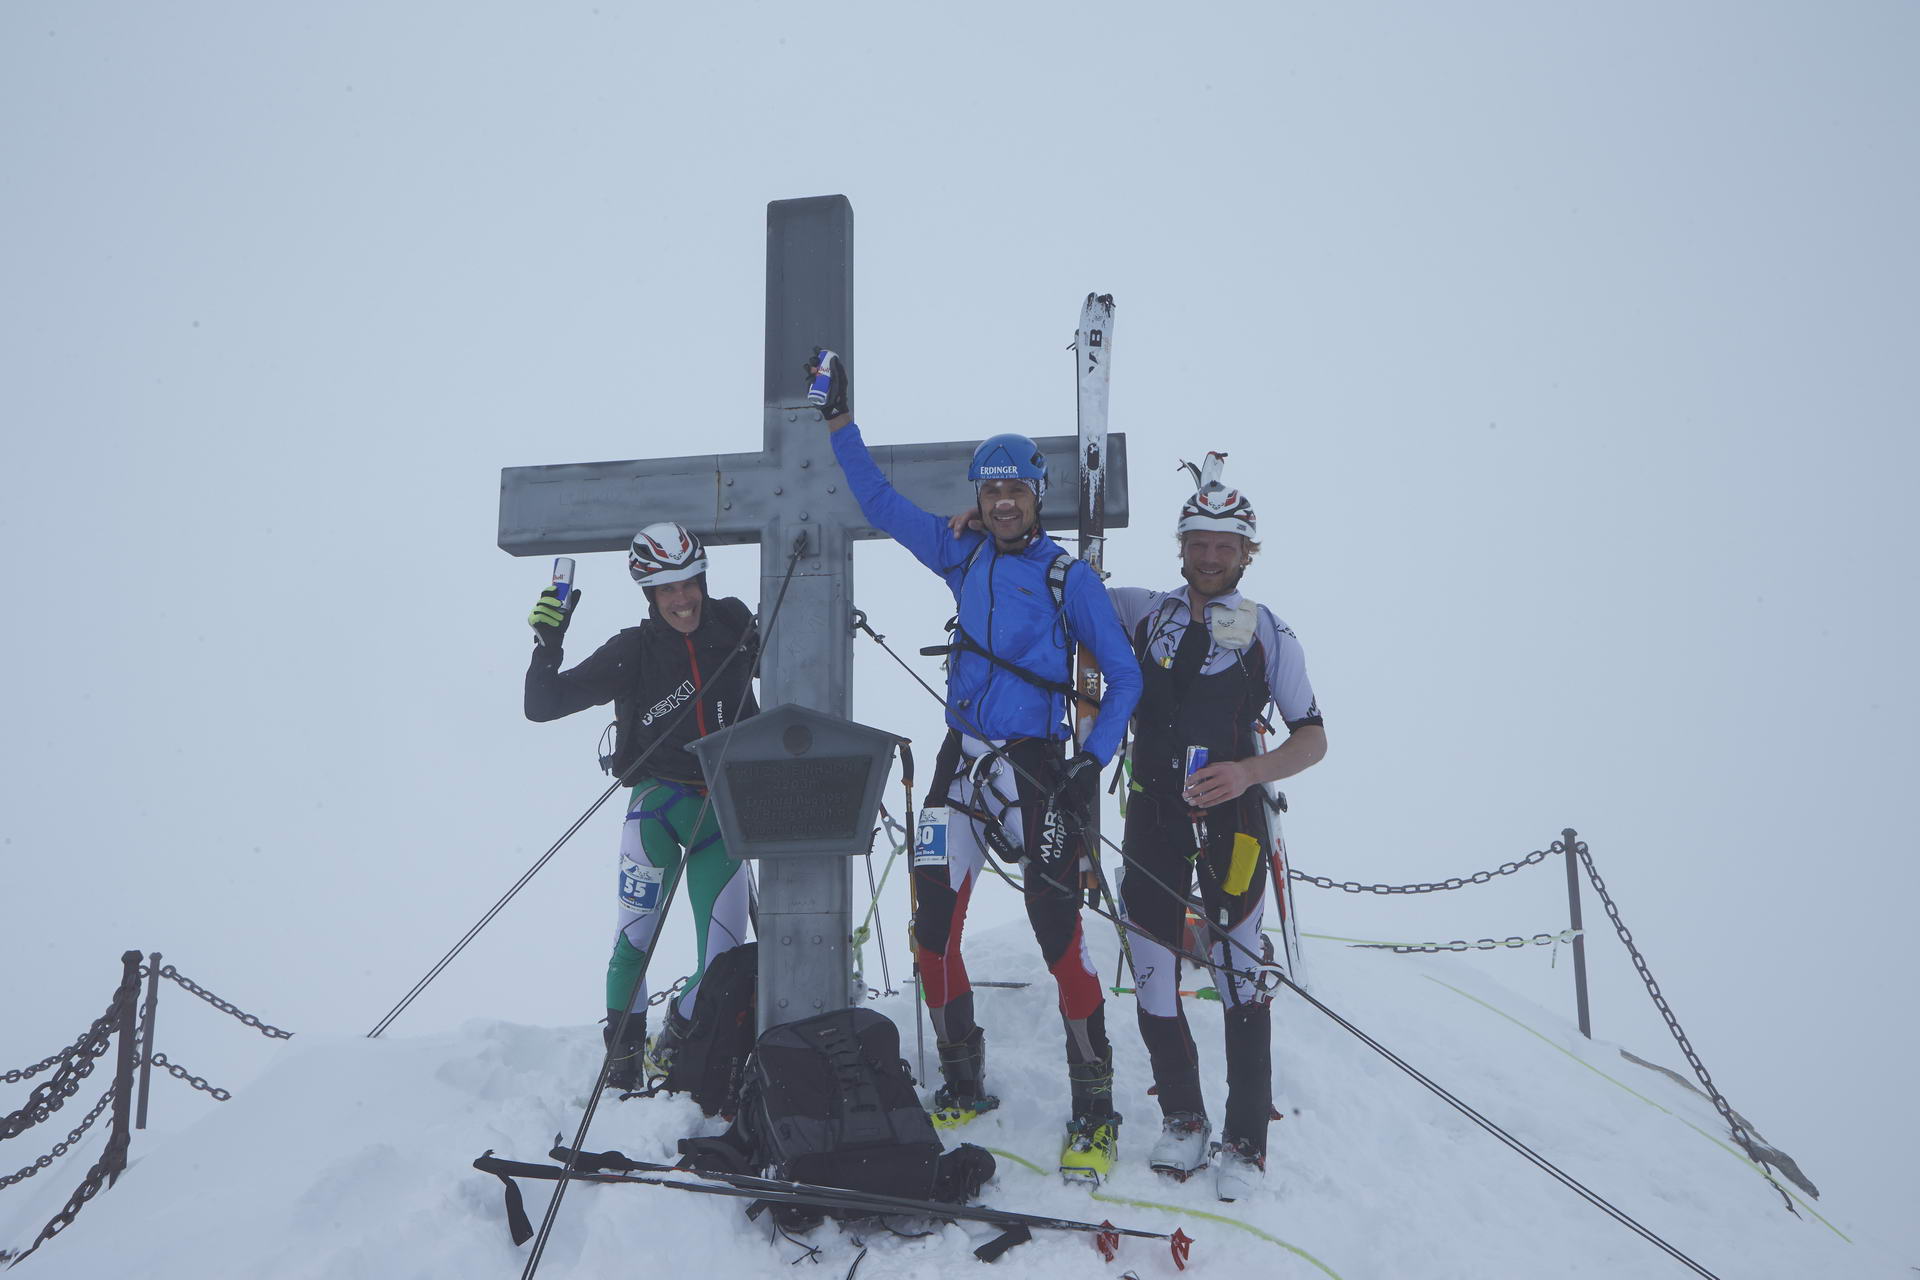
[830,423,1142,1115]
[524,596,759,1022]
[1108,584,1321,1161]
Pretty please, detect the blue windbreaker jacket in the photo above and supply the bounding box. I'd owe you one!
[831,423,1142,764]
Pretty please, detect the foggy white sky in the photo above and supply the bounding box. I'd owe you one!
[4,0,1915,1262]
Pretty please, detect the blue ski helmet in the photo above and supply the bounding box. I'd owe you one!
[968,433,1049,499]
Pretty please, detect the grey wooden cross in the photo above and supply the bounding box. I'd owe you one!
[499,195,1129,1030]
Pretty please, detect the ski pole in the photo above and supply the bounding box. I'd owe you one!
[899,740,926,1081]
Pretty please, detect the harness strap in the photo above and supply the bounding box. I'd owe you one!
[923,624,1095,704]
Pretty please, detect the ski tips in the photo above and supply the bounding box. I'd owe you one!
[1177,451,1230,493]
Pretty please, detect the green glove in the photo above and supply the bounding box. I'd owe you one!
[528,586,581,647]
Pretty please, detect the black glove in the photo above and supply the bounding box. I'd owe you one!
[1056,750,1102,825]
[528,586,581,647]
[804,347,851,420]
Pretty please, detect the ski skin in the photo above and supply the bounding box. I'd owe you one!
[473,1143,1182,1243]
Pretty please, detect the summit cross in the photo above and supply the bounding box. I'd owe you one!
[498,195,1129,1028]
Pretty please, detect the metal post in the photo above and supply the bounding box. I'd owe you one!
[1563,828,1592,1038]
[136,951,162,1130]
[107,949,142,1185]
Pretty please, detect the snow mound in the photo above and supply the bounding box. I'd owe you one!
[5,922,1902,1279]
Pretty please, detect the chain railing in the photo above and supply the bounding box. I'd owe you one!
[148,1053,233,1103]
[3,1036,92,1087]
[1289,827,1804,1215]
[1,1000,119,1143]
[2,951,294,1266]
[150,964,293,1040]
[0,1085,116,1192]
[1568,835,1797,1212]
[1289,841,1558,895]
[1338,929,1582,955]
[3,951,142,1266]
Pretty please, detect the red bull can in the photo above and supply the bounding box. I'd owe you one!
[1183,746,1210,783]
[551,556,575,605]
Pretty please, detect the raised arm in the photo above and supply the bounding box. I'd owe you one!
[828,420,981,577]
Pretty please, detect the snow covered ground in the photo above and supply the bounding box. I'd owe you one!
[4,922,1905,1279]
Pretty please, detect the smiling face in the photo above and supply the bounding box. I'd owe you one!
[978,477,1040,548]
[1179,530,1253,600]
[652,576,706,634]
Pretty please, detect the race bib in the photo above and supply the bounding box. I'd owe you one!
[913,806,950,867]
[619,857,665,914]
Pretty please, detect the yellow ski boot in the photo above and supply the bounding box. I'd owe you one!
[930,1027,1000,1128]
[1060,1053,1121,1185]
[1059,1113,1122,1186]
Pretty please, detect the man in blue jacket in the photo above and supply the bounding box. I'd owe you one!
[814,351,1142,1185]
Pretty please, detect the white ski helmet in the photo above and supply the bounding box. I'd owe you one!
[1176,452,1257,541]
[628,521,708,587]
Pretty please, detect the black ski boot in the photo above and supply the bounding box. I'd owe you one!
[602,1008,648,1093]
[931,1027,1000,1128]
[1060,1052,1122,1186]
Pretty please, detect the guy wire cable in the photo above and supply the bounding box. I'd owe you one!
[367,539,805,1039]
[520,534,809,1280]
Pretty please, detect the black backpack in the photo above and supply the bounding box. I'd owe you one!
[738,1008,943,1202]
[661,942,758,1116]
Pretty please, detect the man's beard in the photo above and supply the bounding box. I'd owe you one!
[1181,561,1246,597]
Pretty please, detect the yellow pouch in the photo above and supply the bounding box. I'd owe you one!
[1223,832,1262,895]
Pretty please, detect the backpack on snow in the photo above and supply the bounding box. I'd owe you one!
[744,1007,943,1199]
[676,1006,997,1230]
[661,941,758,1116]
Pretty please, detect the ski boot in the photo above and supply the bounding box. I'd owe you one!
[1214,1136,1266,1203]
[1059,1054,1122,1186]
[930,1027,1000,1129]
[1147,1111,1212,1181]
[602,1009,648,1093]
[643,1006,693,1081]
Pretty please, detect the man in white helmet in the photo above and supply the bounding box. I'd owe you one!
[951,451,1326,1200]
[523,521,759,1092]
[1109,454,1326,1202]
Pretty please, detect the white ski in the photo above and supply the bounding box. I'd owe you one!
[1072,292,1114,746]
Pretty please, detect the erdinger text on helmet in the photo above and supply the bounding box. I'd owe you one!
[968,433,1050,498]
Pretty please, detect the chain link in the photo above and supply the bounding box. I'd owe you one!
[1290,840,1559,894]
[149,1052,232,1102]
[2,1004,117,1142]
[1572,838,1794,1209]
[0,1085,115,1191]
[645,974,690,1009]
[1364,930,1579,955]
[153,965,293,1039]
[3,1043,79,1088]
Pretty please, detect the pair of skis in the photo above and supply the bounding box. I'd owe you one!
[473,1144,1193,1268]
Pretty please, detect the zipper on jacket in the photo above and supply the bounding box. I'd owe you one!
[684,633,709,737]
